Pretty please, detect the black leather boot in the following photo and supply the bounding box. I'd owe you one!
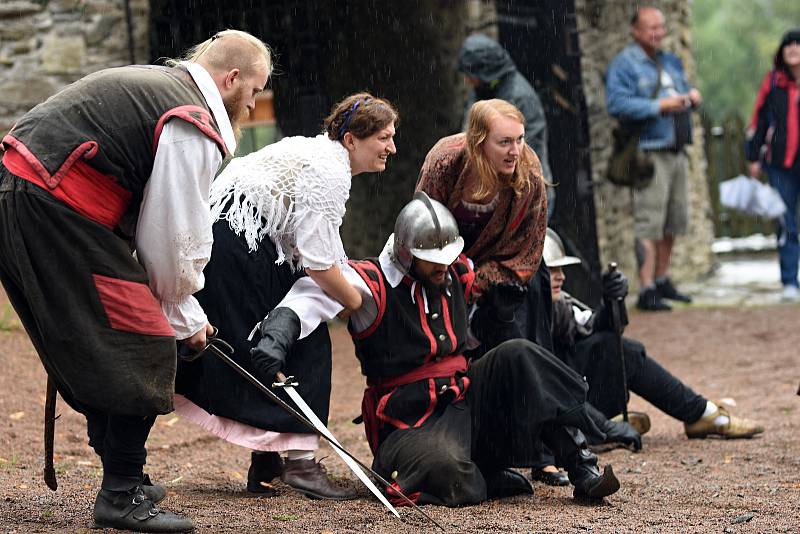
[484,468,534,499]
[544,426,620,501]
[247,451,284,495]
[93,486,194,532]
[250,308,301,381]
[281,458,357,501]
[141,473,167,504]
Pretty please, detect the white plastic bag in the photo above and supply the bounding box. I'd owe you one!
[719,174,786,219]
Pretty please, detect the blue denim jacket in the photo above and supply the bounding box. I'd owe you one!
[605,44,693,150]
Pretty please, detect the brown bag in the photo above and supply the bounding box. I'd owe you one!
[606,61,662,188]
[606,123,655,188]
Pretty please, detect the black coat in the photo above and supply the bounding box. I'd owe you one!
[747,69,800,172]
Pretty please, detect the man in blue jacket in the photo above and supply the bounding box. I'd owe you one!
[605,6,702,311]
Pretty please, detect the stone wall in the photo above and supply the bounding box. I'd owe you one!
[0,0,149,134]
[575,0,715,285]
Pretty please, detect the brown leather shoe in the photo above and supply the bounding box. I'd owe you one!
[281,458,357,501]
[684,403,764,439]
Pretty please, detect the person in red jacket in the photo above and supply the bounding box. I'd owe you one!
[746,29,800,301]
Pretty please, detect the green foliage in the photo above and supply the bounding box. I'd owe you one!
[693,0,800,122]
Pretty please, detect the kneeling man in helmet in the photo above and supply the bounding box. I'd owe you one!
[248,192,621,506]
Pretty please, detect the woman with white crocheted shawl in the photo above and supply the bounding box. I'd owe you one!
[174,93,398,499]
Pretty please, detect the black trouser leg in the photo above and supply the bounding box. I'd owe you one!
[583,334,706,424]
[530,447,556,470]
[85,411,108,458]
[86,411,156,491]
[372,402,486,507]
[627,349,707,424]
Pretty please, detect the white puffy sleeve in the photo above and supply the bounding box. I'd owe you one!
[292,157,350,270]
[135,120,221,339]
[277,263,377,339]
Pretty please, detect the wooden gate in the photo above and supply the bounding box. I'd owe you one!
[702,111,774,238]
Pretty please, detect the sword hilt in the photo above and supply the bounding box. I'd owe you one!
[178,327,233,362]
[273,371,299,388]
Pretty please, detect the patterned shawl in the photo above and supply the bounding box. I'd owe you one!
[416,133,547,298]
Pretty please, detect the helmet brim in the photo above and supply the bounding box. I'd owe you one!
[546,255,582,267]
[410,236,465,266]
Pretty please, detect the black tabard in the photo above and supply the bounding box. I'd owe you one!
[349,256,475,451]
[348,256,473,379]
[3,65,225,212]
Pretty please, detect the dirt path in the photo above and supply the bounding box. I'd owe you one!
[1,293,799,533]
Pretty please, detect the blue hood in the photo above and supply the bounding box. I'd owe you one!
[457,34,516,83]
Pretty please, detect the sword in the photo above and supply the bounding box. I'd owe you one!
[273,371,399,518]
[181,331,444,531]
[606,262,630,423]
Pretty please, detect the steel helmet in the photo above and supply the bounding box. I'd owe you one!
[391,192,464,273]
[543,228,581,267]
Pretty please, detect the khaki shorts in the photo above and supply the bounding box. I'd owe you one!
[633,150,689,239]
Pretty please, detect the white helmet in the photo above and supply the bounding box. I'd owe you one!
[543,228,581,267]
[391,192,465,273]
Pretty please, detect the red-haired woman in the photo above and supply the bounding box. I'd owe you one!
[417,98,576,487]
[416,98,548,352]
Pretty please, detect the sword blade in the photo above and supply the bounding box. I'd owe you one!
[280,380,400,517]
[199,341,445,530]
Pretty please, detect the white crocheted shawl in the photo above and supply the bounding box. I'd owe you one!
[209,134,352,271]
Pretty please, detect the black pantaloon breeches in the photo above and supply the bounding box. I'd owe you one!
[0,168,175,492]
[574,332,707,424]
[371,339,600,506]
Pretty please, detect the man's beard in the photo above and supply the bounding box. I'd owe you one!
[223,91,249,144]
[411,265,450,296]
[421,277,449,296]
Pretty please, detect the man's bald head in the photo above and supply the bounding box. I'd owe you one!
[631,6,666,57]
[181,30,272,142]
[187,29,272,79]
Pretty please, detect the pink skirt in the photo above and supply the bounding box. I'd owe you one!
[173,395,319,452]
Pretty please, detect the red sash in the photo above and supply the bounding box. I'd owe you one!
[3,144,131,229]
[361,355,468,454]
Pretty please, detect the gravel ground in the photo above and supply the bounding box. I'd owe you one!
[1,291,799,533]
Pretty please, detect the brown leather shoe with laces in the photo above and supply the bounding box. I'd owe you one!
[281,458,357,500]
[684,402,764,439]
